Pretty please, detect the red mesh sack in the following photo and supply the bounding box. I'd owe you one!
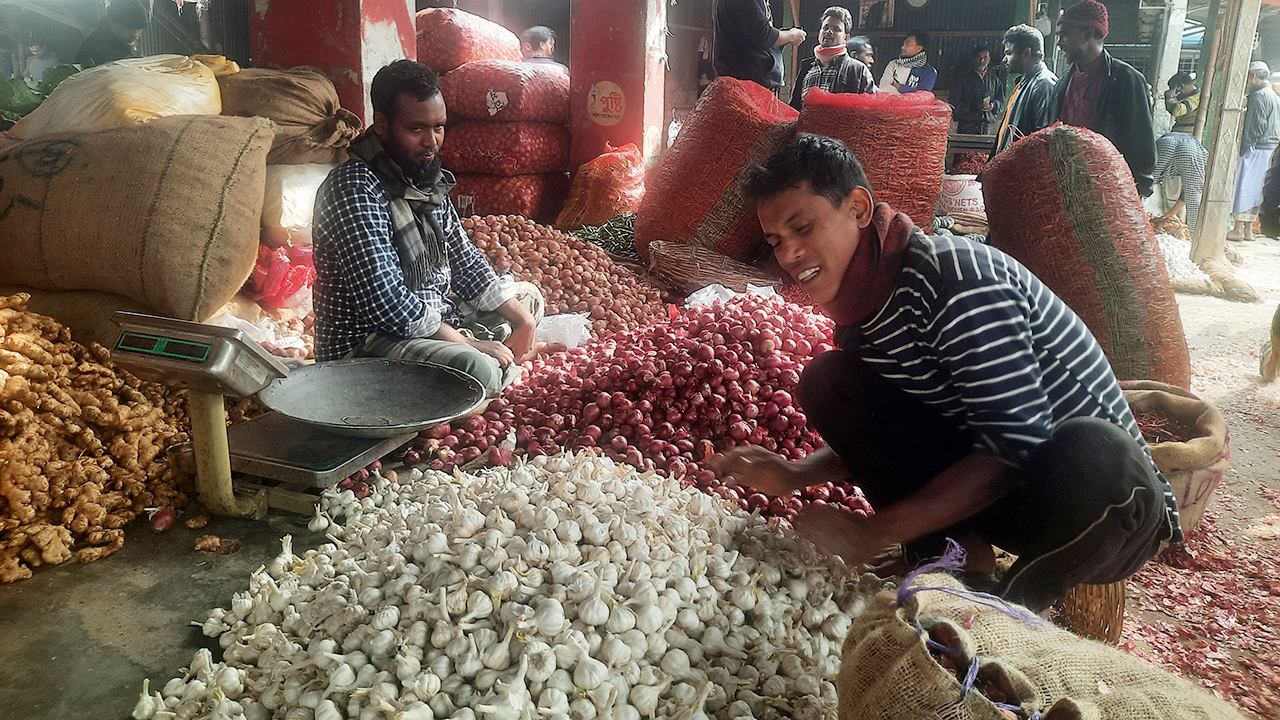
[442,60,570,123]
[415,8,521,74]
[450,173,570,223]
[442,121,570,176]
[982,124,1191,388]
[556,143,646,231]
[797,88,950,231]
[635,77,798,264]
[244,244,315,309]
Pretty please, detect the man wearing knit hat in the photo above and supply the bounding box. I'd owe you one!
[1227,61,1280,241]
[1051,0,1157,197]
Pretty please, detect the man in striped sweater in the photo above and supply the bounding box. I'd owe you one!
[716,134,1181,611]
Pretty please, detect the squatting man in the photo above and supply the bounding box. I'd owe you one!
[713,134,1181,611]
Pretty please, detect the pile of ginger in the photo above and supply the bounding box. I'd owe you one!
[0,293,190,582]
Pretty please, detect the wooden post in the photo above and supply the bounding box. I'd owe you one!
[1193,0,1224,139]
[1193,0,1263,265]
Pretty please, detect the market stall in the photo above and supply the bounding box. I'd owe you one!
[0,6,1270,720]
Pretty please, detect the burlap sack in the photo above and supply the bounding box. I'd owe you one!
[1121,380,1229,532]
[0,286,152,349]
[839,572,1247,720]
[218,67,361,164]
[0,115,273,322]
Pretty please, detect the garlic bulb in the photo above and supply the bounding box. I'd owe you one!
[130,454,883,720]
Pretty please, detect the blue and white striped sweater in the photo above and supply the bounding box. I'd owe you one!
[854,234,1183,542]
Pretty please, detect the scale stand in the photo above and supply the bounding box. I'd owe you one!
[110,312,413,517]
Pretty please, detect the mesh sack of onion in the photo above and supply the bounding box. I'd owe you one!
[406,294,873,524]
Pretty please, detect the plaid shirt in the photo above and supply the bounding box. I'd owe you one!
[312,161,514,361]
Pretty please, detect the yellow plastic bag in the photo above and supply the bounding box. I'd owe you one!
[10,55,223,138]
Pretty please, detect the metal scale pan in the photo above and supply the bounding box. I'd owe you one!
[256,357,487,438]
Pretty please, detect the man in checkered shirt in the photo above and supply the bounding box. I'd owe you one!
[312,60,544,394]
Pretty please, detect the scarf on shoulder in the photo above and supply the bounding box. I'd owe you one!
[347,130,454,290]
[821,203,915,327]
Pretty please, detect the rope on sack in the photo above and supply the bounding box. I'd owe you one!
[896,538,1050,627]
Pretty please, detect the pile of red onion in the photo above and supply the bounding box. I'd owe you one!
[462,214,666,335]
[409,294,872,522]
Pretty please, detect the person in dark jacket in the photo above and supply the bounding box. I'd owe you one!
[713,0,806,90]
[1051,0,1157,197]
[75,0,147,67]
[950,46,1005,135]
[1227,62,1280,241]
[992,24,1058,158]
[790,7,875,110]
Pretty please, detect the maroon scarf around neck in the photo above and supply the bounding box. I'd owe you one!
[820,203,915,326]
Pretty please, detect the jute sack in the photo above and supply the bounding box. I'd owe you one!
[839,572,1247,720]
[0,287,151,349]
[218,67,361,165]
[1121,380,1228,532]
[0,115,274,322]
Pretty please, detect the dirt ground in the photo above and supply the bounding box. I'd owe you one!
[1123,235,1280,717]
[1174,237,1280,522]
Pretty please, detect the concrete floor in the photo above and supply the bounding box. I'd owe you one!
[0,511,323,720]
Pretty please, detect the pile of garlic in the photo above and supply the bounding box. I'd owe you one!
[133,452,886,720]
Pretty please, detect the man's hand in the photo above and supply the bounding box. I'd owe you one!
[506,317,537,363]
[776,28,806,47]
[710,445,806,496]
[982,99,993,112]
[468,338,515,368]
[794,505,897,569]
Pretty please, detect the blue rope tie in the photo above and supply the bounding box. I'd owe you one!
[959,655,980,697]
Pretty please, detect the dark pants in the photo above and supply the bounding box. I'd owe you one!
[957,121,990,135]
[798,350,1169,611]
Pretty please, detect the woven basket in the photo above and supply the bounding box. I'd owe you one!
[1053,580,1126,644]
[647,241,783,295]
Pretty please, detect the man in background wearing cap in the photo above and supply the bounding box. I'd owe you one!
[1051,0,1156,197]
[1227,62,1280,242]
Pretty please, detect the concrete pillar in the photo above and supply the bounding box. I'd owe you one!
[1193,0,1263,263]
[1150,0,1189,135]
[250,0,417,123]
[568,0,667,170]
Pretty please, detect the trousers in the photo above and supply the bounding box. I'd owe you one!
[797,350,1169,611]
[353,282,544,395]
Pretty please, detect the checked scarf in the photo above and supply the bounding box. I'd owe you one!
[347,130,453,291]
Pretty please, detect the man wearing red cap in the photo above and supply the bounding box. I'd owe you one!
[1051,0,1156,197]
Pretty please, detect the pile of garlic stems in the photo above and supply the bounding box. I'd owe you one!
[133,452,886,720]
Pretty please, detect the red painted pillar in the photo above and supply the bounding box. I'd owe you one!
[568,0,667,170]
[250,0,416,124]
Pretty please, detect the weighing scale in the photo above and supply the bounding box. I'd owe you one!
[110,312,486,517]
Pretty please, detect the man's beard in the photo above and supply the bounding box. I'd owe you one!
[383,135,441,184]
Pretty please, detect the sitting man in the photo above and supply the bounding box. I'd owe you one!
[715,134,1181,612]
[313,60,543,395]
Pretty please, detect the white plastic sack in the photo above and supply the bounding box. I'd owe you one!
[685,283,778,308]
[261,163,337,230]
[537,313,591,348]
[938,174,985,214]
[10,55,223,138]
